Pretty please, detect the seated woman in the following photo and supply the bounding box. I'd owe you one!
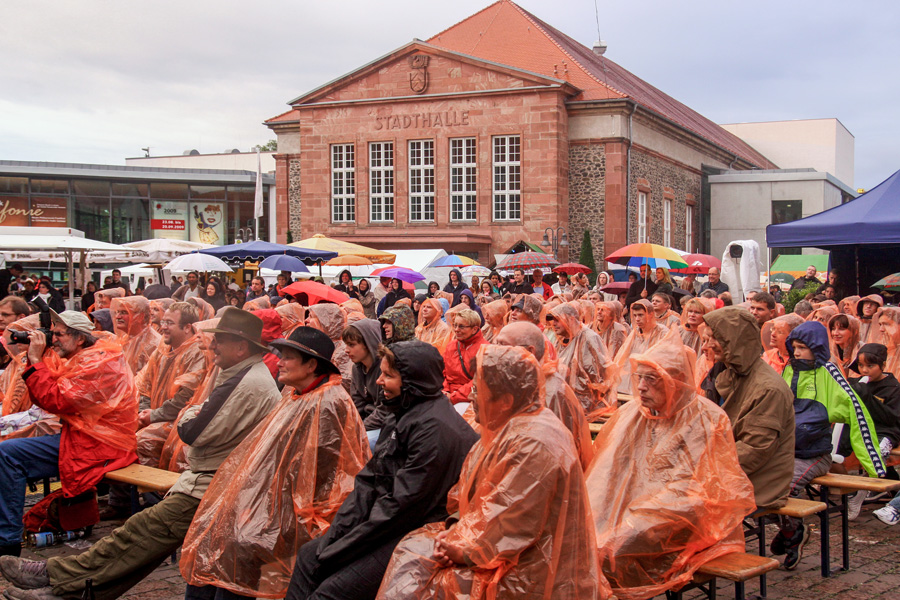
[828,313,861,377]
[761,314,805,375]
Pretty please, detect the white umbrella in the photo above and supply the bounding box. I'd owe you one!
[123,239,214,262]
[165,253,233,273]
[460,265,491,278]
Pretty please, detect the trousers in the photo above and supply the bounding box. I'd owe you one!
[284,535,396,600]
[0,434,61,545]
[46,492,200,600]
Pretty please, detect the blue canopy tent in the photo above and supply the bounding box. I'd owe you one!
[766,168,900,295]
[198,240,337,263]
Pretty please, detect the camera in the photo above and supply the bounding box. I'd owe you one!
[9,297,53,345]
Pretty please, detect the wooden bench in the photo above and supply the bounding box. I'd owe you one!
[665,552,780,600]
[741,498,827,594]
[807,473,900,576]
[103,464,180,515]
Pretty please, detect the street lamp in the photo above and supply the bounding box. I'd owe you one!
[235,227,255,244]
[541,226,568,259]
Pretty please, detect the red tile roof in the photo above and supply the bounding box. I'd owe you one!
[428,1,775,169]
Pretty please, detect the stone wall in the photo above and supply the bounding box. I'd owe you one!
[628,147,701,251]
[288,157,302,240]
[567,142,606,270]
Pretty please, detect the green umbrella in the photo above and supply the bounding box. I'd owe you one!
[769,272,795,285]
[872,272,900,291]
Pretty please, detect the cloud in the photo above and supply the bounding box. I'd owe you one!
[1,0,898,188]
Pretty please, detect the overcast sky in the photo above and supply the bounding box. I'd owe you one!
[2,0,897,190]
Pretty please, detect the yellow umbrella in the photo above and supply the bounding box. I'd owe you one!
[290,234,396,264]
[326,254,373,266]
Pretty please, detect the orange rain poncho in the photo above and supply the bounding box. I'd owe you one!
[307,303,353,389]
[614,299,669,394]
[93,287,125,310]
[188,296,216,320]
[377,345,608,600]
[480,299,508,342]
[678,298,714,356]
[158,318,220,472]
[341,298,365,316]
[1,315,41,416]
[110,296,161,375]
[180,374,370,598]
[275,303,306,337]
[542,360,594,470]
[547,304,618,419]
[415,298,452,353]
[149,298,175,333]
[828,313,861,376]
[880,307,900,376]
[807,305,838,325]
[761,314,805,375]
[594,301,628,358]
[134,332,207,465]
[587,338,756,600]
[839,295,860,316]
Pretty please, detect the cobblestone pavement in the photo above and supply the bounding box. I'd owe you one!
[1,498,899,599]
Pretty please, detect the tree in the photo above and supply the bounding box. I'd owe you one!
[579,229,598,287]
[286,229,294,244]
[252,139,278,152]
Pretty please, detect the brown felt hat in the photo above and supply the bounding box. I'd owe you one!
[206,307,268,352]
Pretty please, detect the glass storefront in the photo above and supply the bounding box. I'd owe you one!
[0,174,270,245]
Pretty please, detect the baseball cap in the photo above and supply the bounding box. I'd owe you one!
[50,309,95,334]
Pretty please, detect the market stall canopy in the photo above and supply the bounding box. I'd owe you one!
[122,238,214,262]
[290,234,396,264]
[199,240,336,262]
[165,253,233,273]
[769,254,830,278]
[766,168,899,248]
[0,227,144,255]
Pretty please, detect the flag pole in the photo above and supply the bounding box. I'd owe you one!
[253,148,264,241]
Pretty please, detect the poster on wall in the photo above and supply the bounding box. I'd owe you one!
[151,201,188,240]
[30,197,68,226]
[0,196,68,227]
[188,202,225,245]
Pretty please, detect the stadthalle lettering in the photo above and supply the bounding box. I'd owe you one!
[374,110,470,130]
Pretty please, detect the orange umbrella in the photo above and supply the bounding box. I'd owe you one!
[326,254,373,266]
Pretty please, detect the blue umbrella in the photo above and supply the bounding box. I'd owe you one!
[429,254,470,268]
[199,240,336,262]
[259,254,310,272]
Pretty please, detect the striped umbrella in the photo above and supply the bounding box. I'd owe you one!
[429,254,481,268]
[605,243,689,270]
[873,272,900,291]
[495,252,559,271]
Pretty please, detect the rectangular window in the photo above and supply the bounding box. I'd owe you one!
[331,144,355,223]
[450,138,477,221]
[369,142,394,222]
[637,192,648,243]
[663,199,672,247]
[492,135,521,221]
[685,205,694,252]
[408,140,435,222]
[771,200,803,257]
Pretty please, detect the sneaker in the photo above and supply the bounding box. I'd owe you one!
[770,529,788,555]
[0,557,49,589]
[783,523,810,570]
[2,586,57,600]
[847,490,869,521]
[874,505,900,525]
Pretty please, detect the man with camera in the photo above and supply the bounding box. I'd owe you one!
[0,310,138,557]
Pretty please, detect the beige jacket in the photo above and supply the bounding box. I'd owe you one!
[169,354,280,499]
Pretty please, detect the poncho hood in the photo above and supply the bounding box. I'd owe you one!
[703,307,763,376]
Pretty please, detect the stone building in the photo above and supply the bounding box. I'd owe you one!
[266,0,774,265]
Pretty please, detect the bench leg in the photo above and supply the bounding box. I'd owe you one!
[755,517,768,598]
[42,477,51,496]
[840,493,850,571]
[733,580,744,600]
[818,485,831,577]
[129,485,141,515]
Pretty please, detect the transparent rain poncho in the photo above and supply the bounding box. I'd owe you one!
[179,374,370,598]
[275,303,306,337]
[614,299,669,395]
[760,314,805,375]
[548,303,619,420]
[110,296,161,375]
[307,303,352,389]
[480,299,508,343]
[415,298,452,353]
[587,338,756,600]
[827,313,861,376]
[377,345,609,600]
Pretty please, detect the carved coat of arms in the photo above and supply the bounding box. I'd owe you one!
[408,55,429,94]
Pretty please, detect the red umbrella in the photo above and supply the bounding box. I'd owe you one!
[281,281,350,305]
[495,252,559,271]
[553,263,592,275]
[672,253,721,275]
[601,281,631,294]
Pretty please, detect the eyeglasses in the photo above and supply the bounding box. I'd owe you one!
[452,323,475,329]
[159,319,177,327]
[634,373,661,386]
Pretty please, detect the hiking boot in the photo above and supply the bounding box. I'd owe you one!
[2,586,57,600]
[783,523,810,570]
[874,505,900,525]
[770,529,788,555]
[0,557,49,589]
[847,490,868,521]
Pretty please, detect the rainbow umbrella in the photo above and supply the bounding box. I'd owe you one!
[605,243,688,270]
[429,254,481,268]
